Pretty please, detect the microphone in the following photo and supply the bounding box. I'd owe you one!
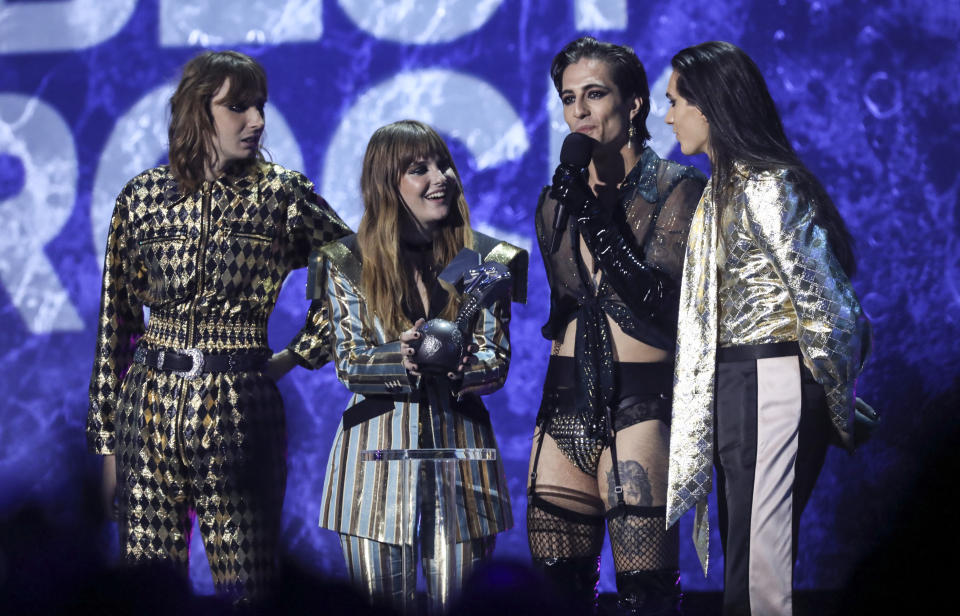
[549,132,595,254]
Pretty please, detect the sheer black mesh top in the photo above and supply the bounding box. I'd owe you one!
[535,146,706,352]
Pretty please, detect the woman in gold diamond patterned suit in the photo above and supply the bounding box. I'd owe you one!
[86,50,349,600]
[295,120,526,612]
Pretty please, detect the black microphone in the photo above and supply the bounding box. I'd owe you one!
[549,132,595,254]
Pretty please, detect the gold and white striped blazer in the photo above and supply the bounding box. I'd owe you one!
[300,232,526,544]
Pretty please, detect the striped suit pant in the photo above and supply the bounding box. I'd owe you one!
[339,533,494,611]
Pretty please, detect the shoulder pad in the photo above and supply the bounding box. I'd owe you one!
[307,235,361,299]
[473,231,529,304]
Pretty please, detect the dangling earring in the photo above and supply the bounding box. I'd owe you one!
[628,123,637,148]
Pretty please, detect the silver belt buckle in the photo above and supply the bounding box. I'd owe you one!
[174,348,205,380]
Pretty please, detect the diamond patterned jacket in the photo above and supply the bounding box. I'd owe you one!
[86,161,350,454]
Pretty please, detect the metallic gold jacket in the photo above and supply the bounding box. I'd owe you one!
[87,161,350,454]
[668,165,871,570]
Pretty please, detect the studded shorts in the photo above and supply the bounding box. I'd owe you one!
[535,356,673,476]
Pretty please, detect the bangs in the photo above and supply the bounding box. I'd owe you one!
[363,120,460,190]
[221,63,267,105]
[396,130,449,169]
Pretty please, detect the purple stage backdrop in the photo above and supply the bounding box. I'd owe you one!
[1,0,958,596]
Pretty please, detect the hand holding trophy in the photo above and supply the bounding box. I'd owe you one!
[408,252,512,376]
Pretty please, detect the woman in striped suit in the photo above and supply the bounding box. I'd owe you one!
[298,120,526,611]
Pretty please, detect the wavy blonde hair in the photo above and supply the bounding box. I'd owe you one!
[357,120,473,339]
[168,50,267,195]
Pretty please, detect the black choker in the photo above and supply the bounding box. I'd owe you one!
[401,239,433,254]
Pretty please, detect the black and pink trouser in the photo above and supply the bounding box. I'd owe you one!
[714,341,831,616]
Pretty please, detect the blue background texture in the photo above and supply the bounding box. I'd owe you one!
[1,0,958,595]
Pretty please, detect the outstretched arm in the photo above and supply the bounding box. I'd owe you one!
[282,173,352,374]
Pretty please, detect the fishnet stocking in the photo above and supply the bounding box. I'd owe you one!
[607,505,678,572]
[527,496,605,560]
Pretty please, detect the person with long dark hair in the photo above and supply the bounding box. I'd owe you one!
[87,50,349,601]
[298,120,526,612]
[529,36,706,614]
[664,41,871,615]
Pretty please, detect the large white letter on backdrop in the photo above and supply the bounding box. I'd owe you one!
[160,0,322,47]
[338,0,503,44]
[574,0,627,30]
[92,85,305,266]
[0,0,136,54]
[320,68,529,229]
[0,94,81,333]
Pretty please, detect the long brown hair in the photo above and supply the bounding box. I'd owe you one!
[168,50,267,195]
[357,120,473,339]
[671,41,856,276]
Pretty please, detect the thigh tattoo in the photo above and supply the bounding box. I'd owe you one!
[607,460,653,506]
